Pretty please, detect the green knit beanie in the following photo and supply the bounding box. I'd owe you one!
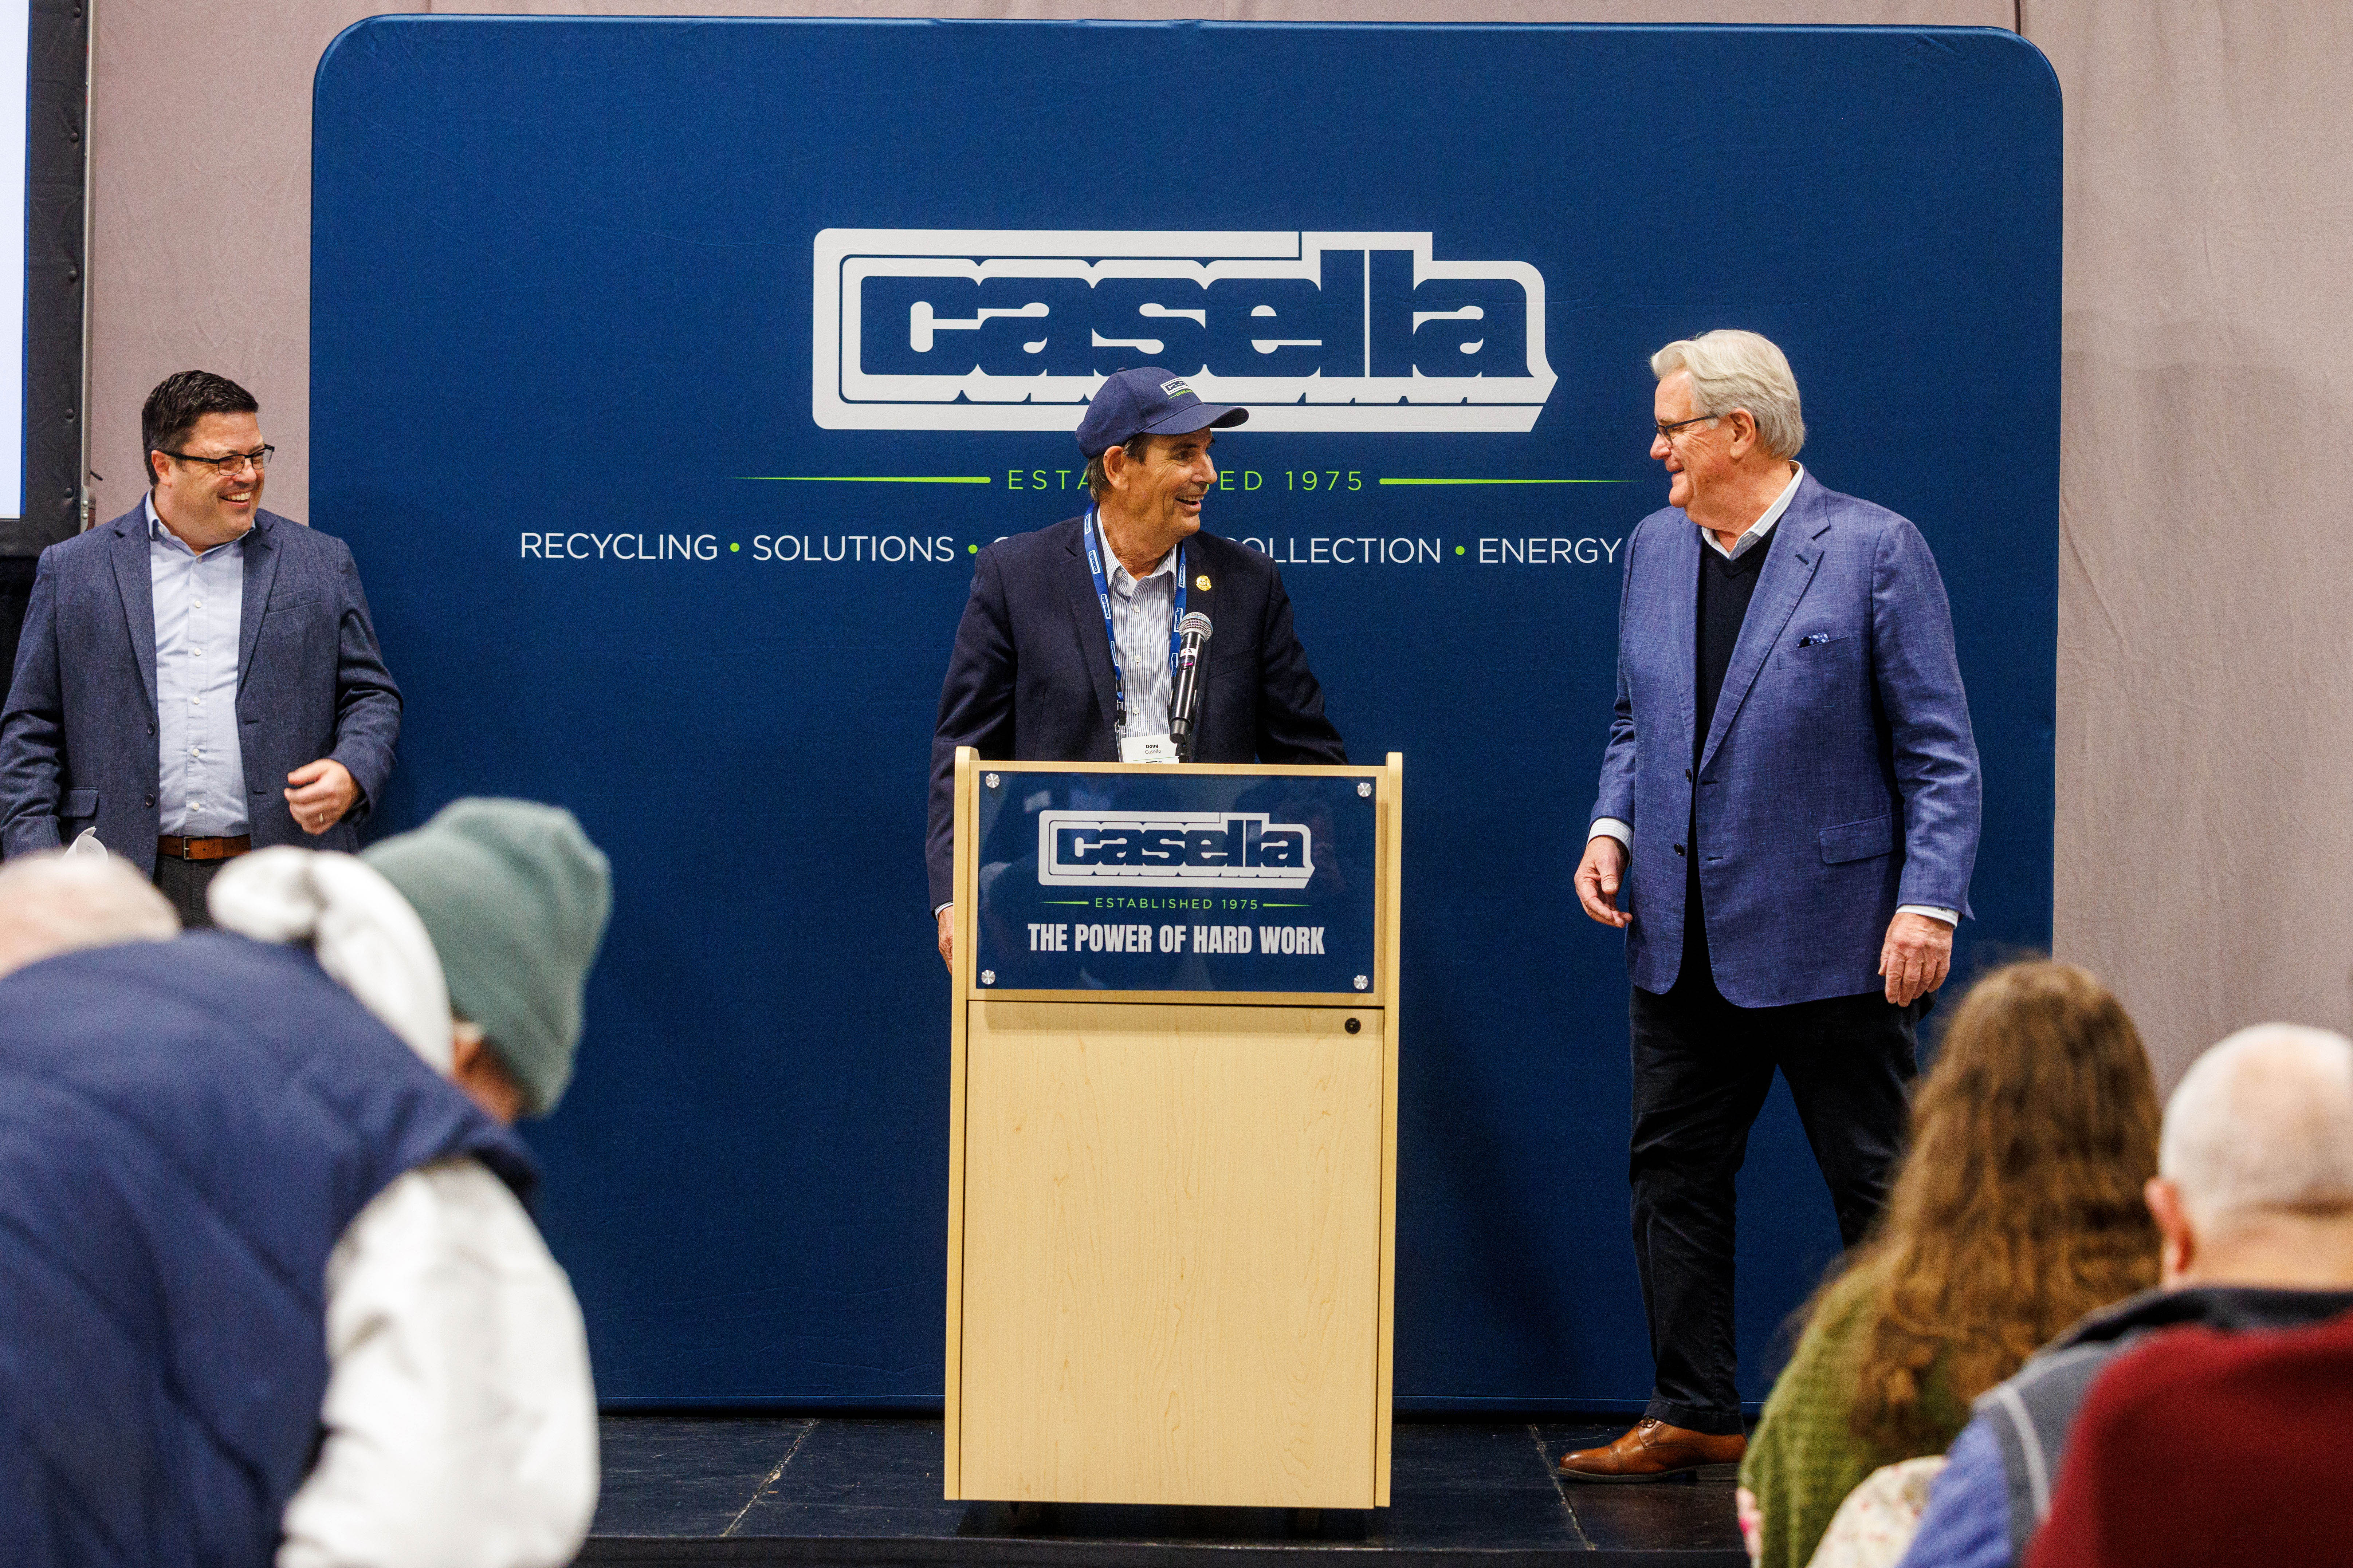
[361,798,612,1116]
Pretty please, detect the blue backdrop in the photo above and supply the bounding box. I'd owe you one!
[310,18,2060,1410]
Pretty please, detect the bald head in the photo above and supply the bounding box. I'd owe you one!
[2162,1024,2353,1226]
[0,854,181,981]
[2147,1024,2353,1288]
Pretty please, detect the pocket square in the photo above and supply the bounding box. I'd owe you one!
[1798,631,1833,647]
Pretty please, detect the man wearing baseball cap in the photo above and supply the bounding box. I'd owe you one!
[926,366,1348,964]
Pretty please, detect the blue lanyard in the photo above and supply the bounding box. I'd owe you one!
[1082,506,1186,737]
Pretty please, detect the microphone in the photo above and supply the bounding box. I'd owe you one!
[1169,611,1213,762]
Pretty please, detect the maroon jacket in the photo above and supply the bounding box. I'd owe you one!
[2027,1305,2353,1568]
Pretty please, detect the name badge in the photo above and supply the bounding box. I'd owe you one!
[1118,734,1181,765]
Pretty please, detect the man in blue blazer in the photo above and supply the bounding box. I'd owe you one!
[1561,332,1981,1481]
[0,371,401,924]
[927,367,1347,961]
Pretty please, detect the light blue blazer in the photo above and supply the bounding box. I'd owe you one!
[1591,472,1981,1007]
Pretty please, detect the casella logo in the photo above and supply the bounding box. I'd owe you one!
[1037,811,1315,889]
[813,228,1555,434]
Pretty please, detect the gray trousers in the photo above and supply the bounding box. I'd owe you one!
[152,854,229,930]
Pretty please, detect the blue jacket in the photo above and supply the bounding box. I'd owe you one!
[927,517,1347,908]
[0,933,535,1568]
[0,506,403,874]
[1592,472,1981,1006]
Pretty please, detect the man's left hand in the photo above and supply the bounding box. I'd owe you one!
[285,759,359,836]
[1878,911,1953,1007]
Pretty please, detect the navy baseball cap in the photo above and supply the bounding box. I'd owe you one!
[1075,367,1247,460]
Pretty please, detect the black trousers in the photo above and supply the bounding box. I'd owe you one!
[1626,908,1920,1435]
[152,854,227,930]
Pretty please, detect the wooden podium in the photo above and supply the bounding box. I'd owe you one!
[944,749,1402,1509]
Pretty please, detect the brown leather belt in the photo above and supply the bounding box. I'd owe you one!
[157,834,251,863]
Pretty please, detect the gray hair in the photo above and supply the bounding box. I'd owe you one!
[1083,433,1154,502]
[2160,1023,2353,1228]
[0,852,180,981]
[1650,329,1807,458]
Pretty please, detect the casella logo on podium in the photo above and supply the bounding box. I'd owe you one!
[813,228,1555,433]
[1038,811,1315,889]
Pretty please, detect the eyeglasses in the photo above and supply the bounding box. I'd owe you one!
[1653,414,1720,442]
[160,444,275,477]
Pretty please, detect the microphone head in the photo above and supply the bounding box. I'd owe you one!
[1177,611,1213,639]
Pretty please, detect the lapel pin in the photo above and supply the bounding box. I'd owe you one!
[1196,575,1211,591]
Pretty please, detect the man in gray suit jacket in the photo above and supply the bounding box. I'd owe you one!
[0,371,402,924]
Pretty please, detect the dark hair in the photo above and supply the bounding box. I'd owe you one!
[142,371,259,487]
[1083,434,1156,501]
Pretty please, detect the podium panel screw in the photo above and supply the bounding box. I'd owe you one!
[1356,781,1372,797]
[1354,975,1369,990]
[981,970,996,985]
[984,773,1001,789]
[1344,1016,1362,1035]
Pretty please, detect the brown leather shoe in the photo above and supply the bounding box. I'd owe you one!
[1555,1418,1746,1483]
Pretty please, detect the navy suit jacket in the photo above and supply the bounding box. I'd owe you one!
[1591,472,1981,1006]
[0,505,403,874]
[927,517,1347,908]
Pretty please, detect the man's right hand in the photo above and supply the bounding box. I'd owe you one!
[1575,835,1632,928]
[937,905,954,969]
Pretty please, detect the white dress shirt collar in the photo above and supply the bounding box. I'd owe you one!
[144,492,253,558]
[145,492,182,550]
[1697,464,1804,560]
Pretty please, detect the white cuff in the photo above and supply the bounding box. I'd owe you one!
[1897,905,1958,927]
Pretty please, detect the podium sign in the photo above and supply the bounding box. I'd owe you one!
[970,768,1378,996]
[947,752,1401,1510]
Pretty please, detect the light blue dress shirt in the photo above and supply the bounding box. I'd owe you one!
[147,494,249,837]
[1096,511,1178,741]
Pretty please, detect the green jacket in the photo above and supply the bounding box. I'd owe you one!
[1740,1264,1967,1568]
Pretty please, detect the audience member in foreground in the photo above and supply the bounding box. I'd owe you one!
[0,847,178,978]
[1896,1022,2353,1568]
[0,798,608,1568]
[221,798,613,1566]
[2024,1302,2353,1567]
[1736,962,2161,1568]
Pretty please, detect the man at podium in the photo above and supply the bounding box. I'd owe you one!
[927,367,1349,965]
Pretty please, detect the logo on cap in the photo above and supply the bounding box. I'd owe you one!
[813,228,1555,433]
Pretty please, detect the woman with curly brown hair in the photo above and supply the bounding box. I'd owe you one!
[1734,960,2163,1568]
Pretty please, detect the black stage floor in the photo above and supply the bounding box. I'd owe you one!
[580,1416,1746,1566]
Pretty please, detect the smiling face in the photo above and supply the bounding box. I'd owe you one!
[1099,428,1218,568]
[1119,429,1217,535]
[150,410,267,550]
[1650,370,1728,514]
